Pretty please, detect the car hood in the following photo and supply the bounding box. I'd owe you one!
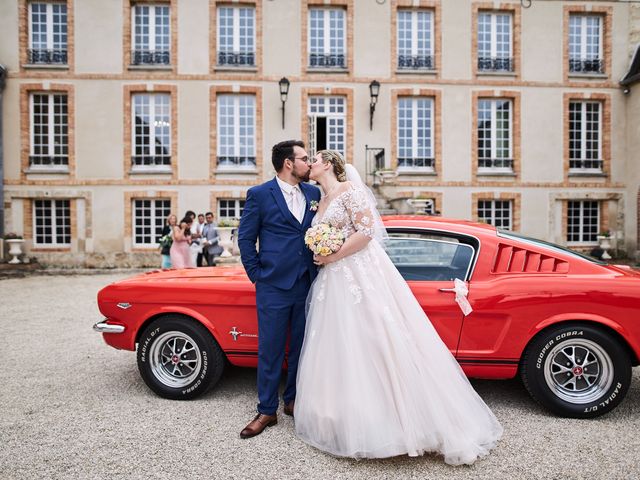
[117,266,249,283]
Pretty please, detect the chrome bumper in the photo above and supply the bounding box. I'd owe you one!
[93,321,125,334]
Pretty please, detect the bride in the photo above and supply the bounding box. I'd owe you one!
[294,150,503,466]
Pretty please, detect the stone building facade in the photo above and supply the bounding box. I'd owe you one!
[0,0,638,266]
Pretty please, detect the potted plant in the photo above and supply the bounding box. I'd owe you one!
[597,230,612,260]
[4,233,25,264]
[216,218,240,257]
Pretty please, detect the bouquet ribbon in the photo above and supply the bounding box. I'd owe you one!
[453,278,473,316]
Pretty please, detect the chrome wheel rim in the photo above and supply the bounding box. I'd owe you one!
[149,331,201,388]
[543,339,613,404]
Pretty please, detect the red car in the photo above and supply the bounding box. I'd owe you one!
[95,217,640,418]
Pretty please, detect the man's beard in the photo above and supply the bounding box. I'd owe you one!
[293,169,311,183]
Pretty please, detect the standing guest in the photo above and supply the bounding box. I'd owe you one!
[193,213,206,266]
[202,211,223,266]
[170,215,194,268]
[159,214,177,268]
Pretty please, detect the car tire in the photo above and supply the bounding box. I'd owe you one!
[521,324,631,418]
[137,315,225,400]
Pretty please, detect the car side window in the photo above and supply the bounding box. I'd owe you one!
[384,237,475,282]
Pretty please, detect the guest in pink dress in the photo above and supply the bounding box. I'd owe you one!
[170,216,194,268]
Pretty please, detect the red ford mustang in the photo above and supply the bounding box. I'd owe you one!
[95,217,640,418]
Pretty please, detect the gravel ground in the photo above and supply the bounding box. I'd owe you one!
[0,273,639,480]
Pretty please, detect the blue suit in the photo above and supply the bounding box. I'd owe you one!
[238,177,321,414]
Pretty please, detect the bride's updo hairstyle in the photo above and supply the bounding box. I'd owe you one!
[317,150,347,182]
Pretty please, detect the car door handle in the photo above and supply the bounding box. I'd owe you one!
[439,287,457,293]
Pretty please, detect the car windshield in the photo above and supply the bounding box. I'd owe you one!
[497,231,607,265]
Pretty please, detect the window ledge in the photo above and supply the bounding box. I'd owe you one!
[477,171,517,177]
[24,167,70,174]
[214,66,258,73]
[129,167,173,175]
[215,168,258,175]
[568,172,607,178]
[128,65,173,71]
[395,69,438,76]
[23,63,69,70]
[568,72,608,80]
[397,169,437,176]
[476,70,517,77]
[306,67,349,74]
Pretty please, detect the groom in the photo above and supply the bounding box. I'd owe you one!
[238,140,321,439]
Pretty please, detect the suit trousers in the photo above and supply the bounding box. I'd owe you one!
[255,271,311,415]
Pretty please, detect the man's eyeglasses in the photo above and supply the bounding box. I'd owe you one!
[289,155,309,163]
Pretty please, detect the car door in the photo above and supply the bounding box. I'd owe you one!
[384,234,476,354]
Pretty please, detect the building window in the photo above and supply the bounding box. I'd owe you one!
[217,95,256,170]
[569,101,602,173]
[217,6,255,67]
[131,93,171,170]
[133,199,171,246]
[569,14,603,74]
[308,8,346,69]
[33,199,71,246]
[477,12,513,72]
[478,99,513,172]
[397,97,434,171]
[567,200,599,244]
[307,96,346,156]
[397,10,434,70]
[30,93,68,169]
[218,199,246,219]
[478,200,512,230]
[28,2,68,65]
[131,4,171,66]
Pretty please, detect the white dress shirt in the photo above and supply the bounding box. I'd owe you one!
[276,176,306,223]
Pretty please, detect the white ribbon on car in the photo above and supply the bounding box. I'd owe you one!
[453,278,473,316]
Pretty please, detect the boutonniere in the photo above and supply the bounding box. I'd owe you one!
[309,200,319,212]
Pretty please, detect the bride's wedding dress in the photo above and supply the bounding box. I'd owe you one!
[294,179,503,466]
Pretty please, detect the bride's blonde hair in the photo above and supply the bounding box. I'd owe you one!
[316,150,347,182]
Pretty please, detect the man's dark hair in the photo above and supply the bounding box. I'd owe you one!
[272,140,305,172]
[205,211,214,217]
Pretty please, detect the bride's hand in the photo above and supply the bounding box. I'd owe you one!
[313,253,337,266]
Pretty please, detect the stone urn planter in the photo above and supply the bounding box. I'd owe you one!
[217,227,235,258]
[373,169,398,186]
[6,238,25,264]
[597,234,612,260]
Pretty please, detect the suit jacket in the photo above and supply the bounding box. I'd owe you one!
[238,177,321,289]
[203,222,223,257]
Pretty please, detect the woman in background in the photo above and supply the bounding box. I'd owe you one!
[170,215,194,268]
[160,214,177,269]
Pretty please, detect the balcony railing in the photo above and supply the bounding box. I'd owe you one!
[27,49,68,65]
[477,56,513,72]
[132,155,171,166]
[569,159,603,170]
[217,156,257,168]
[131,50,171,66]
[478,158,514,169]
[398,55,434,70]
[309,53,346,69]
[29,155,68,166]
[398,158,434,169]
[569,58,604,74]
[217,51,255,67]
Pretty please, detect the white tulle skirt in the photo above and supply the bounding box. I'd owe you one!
[294,241,503,465]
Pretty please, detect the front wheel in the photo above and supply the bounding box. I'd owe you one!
[521,324,631,418]
[137,315,225,400]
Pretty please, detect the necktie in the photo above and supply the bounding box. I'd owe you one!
[292,186,303,223]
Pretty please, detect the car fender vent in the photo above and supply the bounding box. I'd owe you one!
[492,244,569,274]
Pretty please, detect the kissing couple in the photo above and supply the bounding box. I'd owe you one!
[237,140,503,465]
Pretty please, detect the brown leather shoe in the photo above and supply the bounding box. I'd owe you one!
[240,413,278,439]
[283,400,295,417]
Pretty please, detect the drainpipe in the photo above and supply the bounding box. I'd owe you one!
[0,64,6,236]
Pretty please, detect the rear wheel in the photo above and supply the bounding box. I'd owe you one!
[521,324,631,418]
[137,315,225,400]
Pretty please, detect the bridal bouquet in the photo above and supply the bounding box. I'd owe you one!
[305,223,344,256]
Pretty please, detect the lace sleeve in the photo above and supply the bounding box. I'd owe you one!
[342,185,375,239]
